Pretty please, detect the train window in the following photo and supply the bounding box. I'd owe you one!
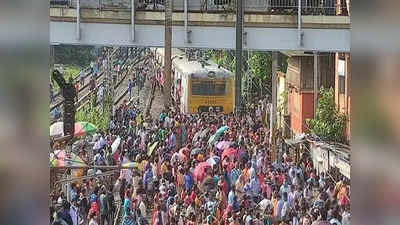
[192,80,226,96]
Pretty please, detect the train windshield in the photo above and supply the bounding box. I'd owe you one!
[191,80,226,96]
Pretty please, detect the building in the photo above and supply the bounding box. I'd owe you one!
[285,53,336,135]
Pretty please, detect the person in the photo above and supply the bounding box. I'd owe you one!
[79,70,85,86]
[69,183,77,202]
[60,201,73,225]
[99,189,109,225]
[88,212,98,225]
[311,209,330,225]
[128,79,133,100]
[122,190,135,225]
[69,197,80,225]
[50,83,54,103]
[184,170,193,192]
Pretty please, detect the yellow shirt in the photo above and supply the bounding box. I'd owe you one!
[197,154,204,162]
[161,162,168,175]
[177,172,184,186]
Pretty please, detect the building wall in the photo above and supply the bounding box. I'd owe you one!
[287,54,335,136]
[289,88,302,134]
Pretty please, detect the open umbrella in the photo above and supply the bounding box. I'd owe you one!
[208,134,219,147]
[221,147,238,161]
[192,130,202,143]
[215,141,232,150]
[206,155,220,167]
[179,147,190,162]
[190,148,203,156]
[147,141,159,156]
[200,128,210,139]
[193,162,211,182]
[111,136,121,155]
[122,162,143,171]
[216,125,229,137]
[50,121,97,138]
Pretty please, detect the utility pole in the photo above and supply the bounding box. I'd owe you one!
[270,52,278,163]
[235,0,243,114]
[314,51,319,118]
[164,0,173,111]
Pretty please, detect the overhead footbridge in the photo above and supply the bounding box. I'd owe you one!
[50,0,350,52]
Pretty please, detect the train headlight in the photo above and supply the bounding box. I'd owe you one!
[209,107,214,112]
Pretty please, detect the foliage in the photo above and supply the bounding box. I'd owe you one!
[50,65,82,93]
[306,87,348,143]
[54,45,95,68]
[75,93,112,132]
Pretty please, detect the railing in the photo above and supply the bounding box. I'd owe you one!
[51,0,349,16]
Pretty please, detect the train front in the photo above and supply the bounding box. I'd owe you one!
[187,63,234,114]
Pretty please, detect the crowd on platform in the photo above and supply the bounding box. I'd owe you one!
[50,49,350,225]
[50,102,350,225]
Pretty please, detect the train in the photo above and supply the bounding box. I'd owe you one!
[154,48,234,114]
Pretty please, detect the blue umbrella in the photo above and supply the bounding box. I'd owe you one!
[216,126,229,136]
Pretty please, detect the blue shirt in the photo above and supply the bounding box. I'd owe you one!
[184,173,193,191]
[228,190,235,206]
[250,177,260,196]
[144,169,152,186]
[230,168,240,186]
[69,189,77,202]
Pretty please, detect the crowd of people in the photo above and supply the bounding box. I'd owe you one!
[50,48,350,225]
[50,104,350,225]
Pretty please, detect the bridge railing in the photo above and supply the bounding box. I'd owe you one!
[50,0,349,16]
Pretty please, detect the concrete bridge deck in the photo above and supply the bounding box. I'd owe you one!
[50,8,350,52]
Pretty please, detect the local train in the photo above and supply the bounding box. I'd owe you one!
[154,48,234,114]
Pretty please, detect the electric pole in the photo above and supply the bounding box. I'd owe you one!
[164,0,173,111]
[235,0,243,114]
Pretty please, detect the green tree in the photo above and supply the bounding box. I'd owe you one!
[54,45,95,68]
[306,87,348,143]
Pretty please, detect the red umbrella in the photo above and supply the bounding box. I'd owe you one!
[179,147,189,163]
[193,162,211,183]
[221,147,238,161]
[221,147,239,172]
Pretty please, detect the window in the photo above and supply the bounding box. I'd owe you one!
[192,80,226,96]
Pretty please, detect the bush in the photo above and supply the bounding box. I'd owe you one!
[306,87,348,143]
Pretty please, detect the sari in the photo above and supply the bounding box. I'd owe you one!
[122,197,135,225]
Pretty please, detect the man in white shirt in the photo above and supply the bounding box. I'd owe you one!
[139,200,147,219]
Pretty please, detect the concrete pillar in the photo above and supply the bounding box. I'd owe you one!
[164,0,173,109]
[234,0,244,114]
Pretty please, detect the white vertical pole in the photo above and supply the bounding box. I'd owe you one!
[184,0,188,44]
[76,0,81,40]
[298,0,302,47]
[131,0,135,42]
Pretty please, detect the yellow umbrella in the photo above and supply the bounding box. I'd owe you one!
[147,141,159,156]
[122,162,143,171]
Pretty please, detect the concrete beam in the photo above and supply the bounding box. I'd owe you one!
[50,22,350,52]
[50,8,351,29]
